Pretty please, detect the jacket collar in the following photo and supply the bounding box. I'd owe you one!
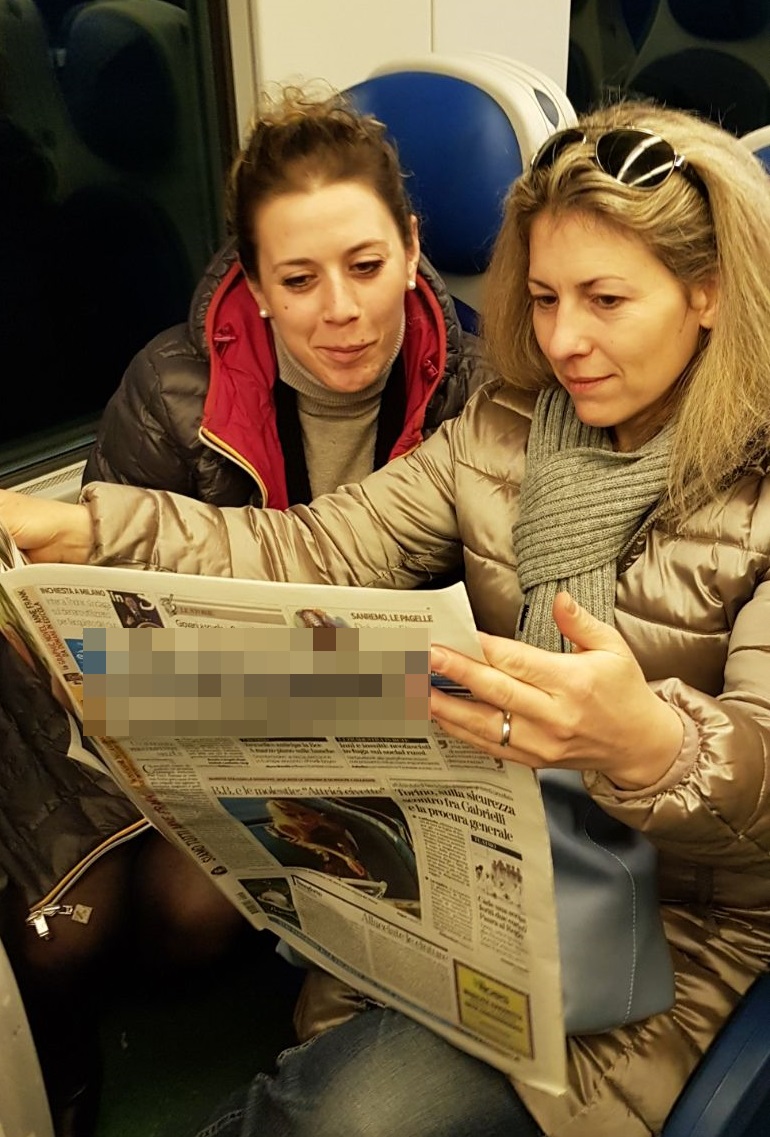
[199,257,451,507]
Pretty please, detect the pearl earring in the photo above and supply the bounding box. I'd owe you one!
[259,308,270,318]
[406,279,416,291]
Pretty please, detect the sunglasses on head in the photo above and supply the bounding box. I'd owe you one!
[530,127,709,202]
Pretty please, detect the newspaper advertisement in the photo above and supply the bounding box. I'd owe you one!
[0,545,566,1094]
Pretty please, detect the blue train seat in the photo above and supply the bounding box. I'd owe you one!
[347,52,577,331]
[662,971,770,1137]
[741,125,770,174]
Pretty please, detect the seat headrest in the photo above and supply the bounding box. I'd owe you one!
[347,71,522,276]
[60,0,188,171]
[629,48,770,136]
[669,0,770,41]
[740,124,770,173]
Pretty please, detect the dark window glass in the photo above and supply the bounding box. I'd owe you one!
[568,0,770,136]
[0,0,234,479]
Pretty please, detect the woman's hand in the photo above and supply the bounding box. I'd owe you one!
[0,488,94,564]
[430,592,684,790]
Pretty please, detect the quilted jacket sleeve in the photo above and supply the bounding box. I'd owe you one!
[587,571,770,876]
[82,325,207,497]
[82,412,465,586]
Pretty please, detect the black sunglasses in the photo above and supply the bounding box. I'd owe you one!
[530,127,709,201]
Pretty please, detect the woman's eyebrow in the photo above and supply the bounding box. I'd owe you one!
[528,274,628,289]
[272,240,390,270]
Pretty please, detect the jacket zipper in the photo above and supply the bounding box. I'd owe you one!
[616,500,668,575]
[198,426,269,505]
[27,818,151,938]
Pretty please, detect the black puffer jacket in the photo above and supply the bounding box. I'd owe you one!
[84,243,494,504]
[0,636,143,914]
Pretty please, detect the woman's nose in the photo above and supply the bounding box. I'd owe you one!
[322,277,360,323]
[547,305,591,359]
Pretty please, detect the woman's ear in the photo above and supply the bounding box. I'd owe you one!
[244,273,270,319]
[692,276,719,330]
[407,214,420,281]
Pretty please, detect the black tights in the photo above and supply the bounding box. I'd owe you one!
[4,831,249,1112]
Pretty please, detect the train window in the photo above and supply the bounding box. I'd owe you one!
[568,0,770,135]
[0,0,235,484]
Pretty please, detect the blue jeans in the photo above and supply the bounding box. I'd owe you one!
[192,1007,544,1137]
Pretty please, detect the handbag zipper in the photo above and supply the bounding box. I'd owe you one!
[26,818,151,938]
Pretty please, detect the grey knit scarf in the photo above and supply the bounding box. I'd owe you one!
[513,385,673,653]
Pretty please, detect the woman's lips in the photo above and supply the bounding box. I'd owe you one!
[564,375,610,393]
[318,343,373,364]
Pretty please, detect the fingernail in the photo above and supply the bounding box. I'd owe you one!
[430,646,448,672]
[563,593,578,614]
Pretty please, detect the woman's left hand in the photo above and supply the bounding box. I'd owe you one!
[0,488,94,564]
[430,592,683,790]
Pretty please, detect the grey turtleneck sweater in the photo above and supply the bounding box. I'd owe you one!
[272,320,405,498]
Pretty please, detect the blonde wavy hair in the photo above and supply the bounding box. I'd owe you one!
[483,100,770,519]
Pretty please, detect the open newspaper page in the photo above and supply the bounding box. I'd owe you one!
[0,547,566,1093]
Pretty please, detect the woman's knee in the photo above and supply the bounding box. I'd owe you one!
[133,834,244,963]
[235,1009,531,1137]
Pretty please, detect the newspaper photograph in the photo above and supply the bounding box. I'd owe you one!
[0,545,567,1094]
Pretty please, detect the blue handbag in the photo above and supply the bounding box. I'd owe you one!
[540,769,676,1035]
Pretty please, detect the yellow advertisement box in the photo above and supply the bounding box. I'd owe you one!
[454,961,533,1059]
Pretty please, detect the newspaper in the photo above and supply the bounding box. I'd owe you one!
[0,530,566,1094]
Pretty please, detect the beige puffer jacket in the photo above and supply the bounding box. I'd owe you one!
[83,378,770,1137]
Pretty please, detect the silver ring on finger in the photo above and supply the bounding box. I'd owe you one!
[499,710,512,748]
